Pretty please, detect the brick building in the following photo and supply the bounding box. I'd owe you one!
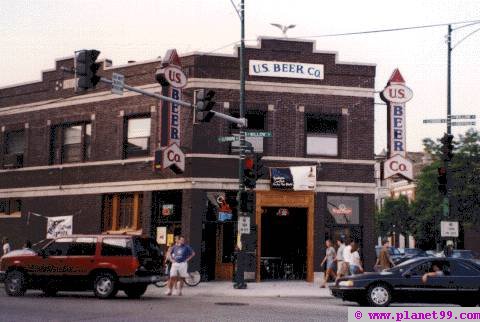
[0,38,376,282]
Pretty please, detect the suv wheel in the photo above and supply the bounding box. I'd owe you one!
[5,270,27,297]
[93,273,118,299]
[124,284,148,299]
[367,284,391,307]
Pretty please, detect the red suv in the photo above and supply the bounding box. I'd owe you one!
[0,234,164,299]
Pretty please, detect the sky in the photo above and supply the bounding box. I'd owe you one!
[1,0,480,153]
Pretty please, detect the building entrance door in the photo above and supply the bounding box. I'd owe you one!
[256,191,314,282]
[261,207,307,280]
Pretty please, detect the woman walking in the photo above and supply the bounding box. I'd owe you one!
[320,240,336,288]
[349,242,363,275]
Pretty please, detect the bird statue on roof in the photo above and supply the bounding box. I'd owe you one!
[270,23,296,38]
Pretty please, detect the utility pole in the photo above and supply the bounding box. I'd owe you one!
[234,0,248,289]
[447,24,452,136]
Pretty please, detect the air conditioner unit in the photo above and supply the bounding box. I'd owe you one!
[3,154,23,168]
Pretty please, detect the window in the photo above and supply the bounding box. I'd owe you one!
[50,123,91,164]
[66,238,97,256]
[327,195,360,225]
[124,116,151,158]
[306,115,338,156]
[230,111,266,153]
[101,192,143,232]
[44,238,74,256]
[3,130,25,168]
[101,238,133,256]
[0,199,22,217]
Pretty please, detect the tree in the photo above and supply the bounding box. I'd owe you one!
[411,129,480,249]
[375,195,414,244]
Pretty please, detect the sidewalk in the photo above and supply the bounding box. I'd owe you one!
[146,281,334,298]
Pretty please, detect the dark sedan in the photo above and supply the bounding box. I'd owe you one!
[330,257,480,307]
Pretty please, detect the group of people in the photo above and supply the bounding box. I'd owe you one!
[320,238,397,287]
[320,238,364,288]
[164,235,195,296]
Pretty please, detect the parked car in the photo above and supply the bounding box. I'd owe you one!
[330,257,480,307]
[375,246,403,264]
[450,250,480,265]
[0,234,165,299]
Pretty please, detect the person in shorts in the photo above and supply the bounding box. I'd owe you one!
[320,239,336,288]
[166,235,195,296]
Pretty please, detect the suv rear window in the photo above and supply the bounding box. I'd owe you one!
[101,238,133,256]
[132,237,161,259]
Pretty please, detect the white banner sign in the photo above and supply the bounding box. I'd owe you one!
[249,60,324,80]
[46,216,73,239]
[270,166,316,191]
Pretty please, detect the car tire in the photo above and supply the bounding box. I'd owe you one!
[93,272,118,299]
[5,270,27,297]
[367,284,392,307]
[124,284,148,299]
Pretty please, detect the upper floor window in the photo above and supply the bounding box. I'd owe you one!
[0,199,22,217]
[3,130,25,168]
[306,114,338,156]
[50,123,91,164]
[231,111,266,154]
[124,116,151,158]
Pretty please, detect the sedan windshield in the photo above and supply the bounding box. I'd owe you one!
[385,258,422,272]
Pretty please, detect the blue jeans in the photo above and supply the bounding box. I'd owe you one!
[350,264,361,275]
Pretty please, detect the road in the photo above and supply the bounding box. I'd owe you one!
[0,289,349,322]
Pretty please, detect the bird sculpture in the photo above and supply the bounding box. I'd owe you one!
[270,23,296,37]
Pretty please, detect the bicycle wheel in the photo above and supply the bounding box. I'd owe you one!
[184,271,201,286]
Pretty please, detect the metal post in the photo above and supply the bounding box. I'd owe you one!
[447,24,452,136]
[234,0,247,289]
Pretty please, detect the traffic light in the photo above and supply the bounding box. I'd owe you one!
[239,190,254,213]
[255,154,266,180]
[437,166,447,195]
[243,156,256,189]
[194,89,216,122]
[75,49,101,90]
[440,133,454,161]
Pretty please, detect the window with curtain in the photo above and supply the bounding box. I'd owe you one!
[306,115,338,156]
[50,123,91,164]
[124,116,151,158]
[3,130,25,168]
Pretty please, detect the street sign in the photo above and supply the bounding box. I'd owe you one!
[451,121,476,126]
[218,136,239,143]
[245,131,272,137]
[423,119,447,124]
[111,73,124,95]
[441,221,459,238]
[451,115,476,119]
[238,216,250,234]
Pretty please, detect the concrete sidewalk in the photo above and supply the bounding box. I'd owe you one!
[146,281,334,298]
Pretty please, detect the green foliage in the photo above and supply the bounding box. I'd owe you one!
[375,195,413,237]
[411,130,480,248]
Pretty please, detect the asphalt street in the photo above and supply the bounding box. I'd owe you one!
[0,289,349,322]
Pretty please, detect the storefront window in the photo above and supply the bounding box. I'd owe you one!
[327,195,360,225]
[101,192,142,232]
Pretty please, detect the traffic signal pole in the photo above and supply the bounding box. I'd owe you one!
[234,0,248,289]
[61,67,247,126]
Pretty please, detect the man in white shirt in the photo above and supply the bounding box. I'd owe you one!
[335,238,346,275]
[335,240,352,283]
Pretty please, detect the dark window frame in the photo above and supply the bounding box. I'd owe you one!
[0,199,22,217]
[3,129,25,168]
[49,122,92,164]
[123,114,151,159]
[305,114,340,157]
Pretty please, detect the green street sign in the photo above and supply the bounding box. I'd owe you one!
[218,136,239,143]
[245,131,272,138]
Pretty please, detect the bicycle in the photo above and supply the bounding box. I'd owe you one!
[155,264,201,287]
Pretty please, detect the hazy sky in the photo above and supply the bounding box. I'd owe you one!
[1,0,479,153]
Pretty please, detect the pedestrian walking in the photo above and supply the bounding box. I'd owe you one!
[320,239,336,288]
[374,239,395,271]
[349,242,363,275]
[2,237,11,256]
[335,237,346,275]
[165,235,195,296]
